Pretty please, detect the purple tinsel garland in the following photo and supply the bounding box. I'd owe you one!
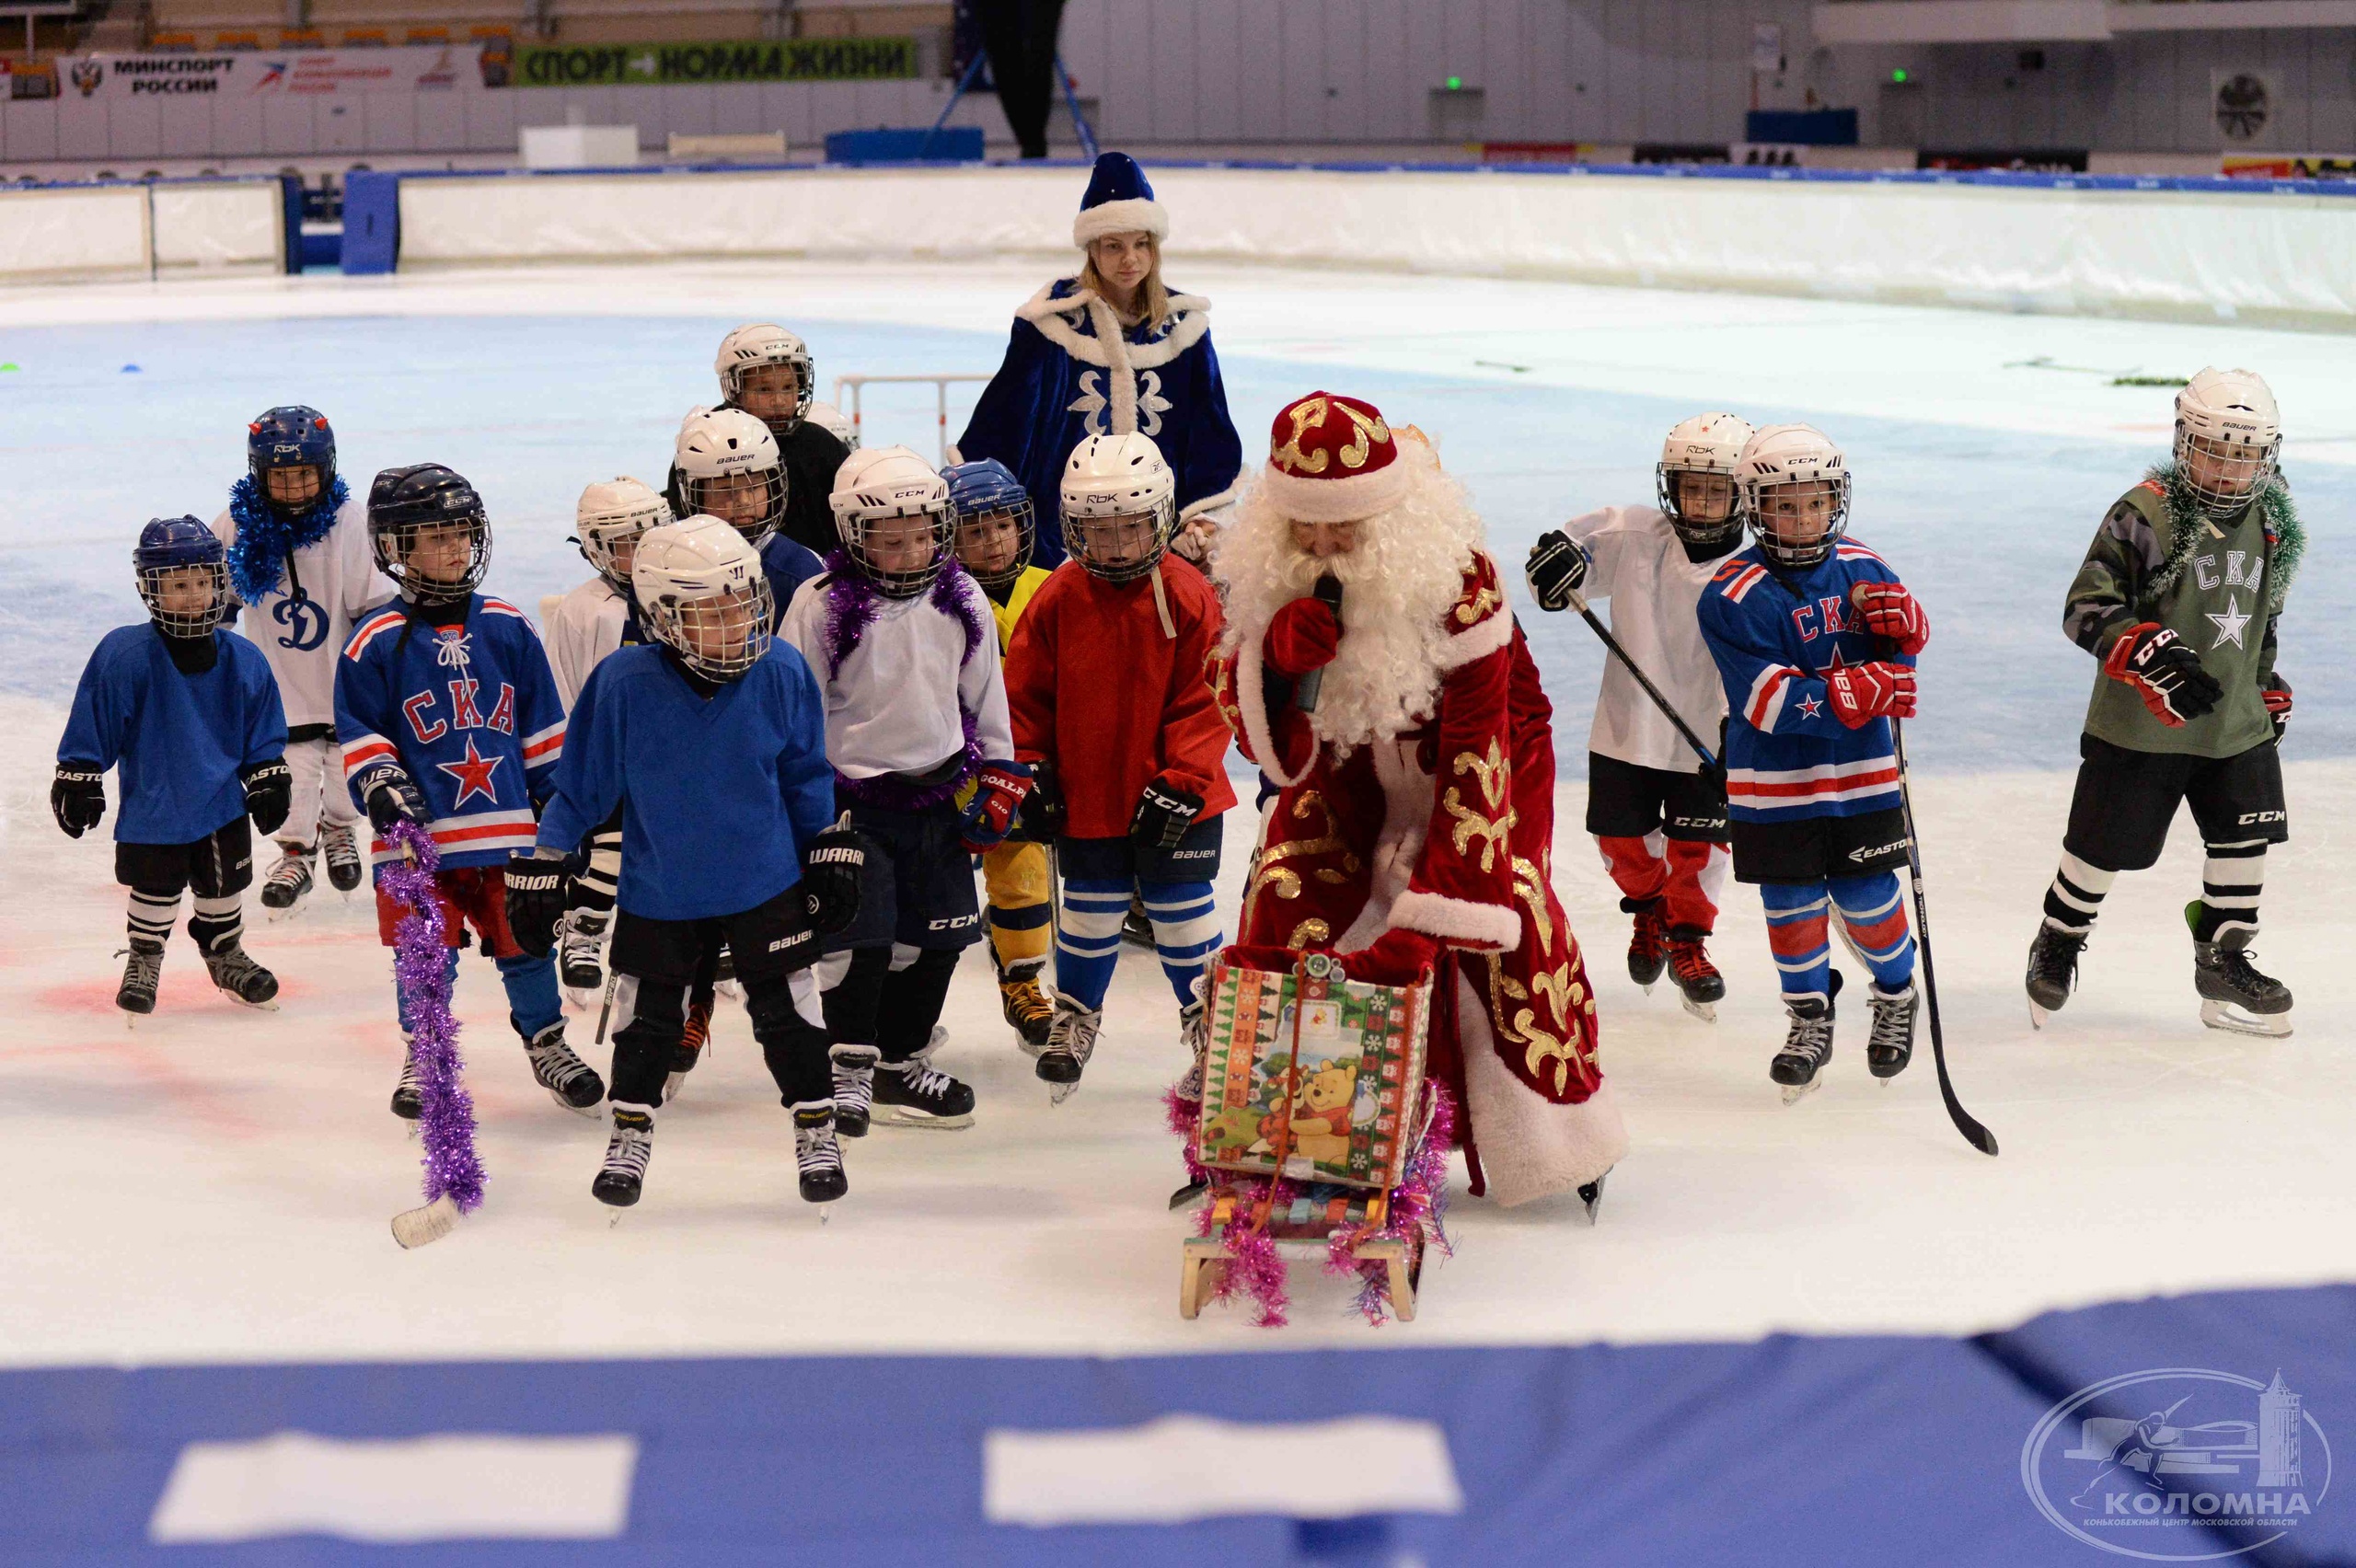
[225,474,350,606]
[1325,1081,1456,1326]
[378,819,485,1212]
[822,549,990,810]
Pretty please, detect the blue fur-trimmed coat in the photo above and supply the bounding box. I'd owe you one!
[956,277,1245,567]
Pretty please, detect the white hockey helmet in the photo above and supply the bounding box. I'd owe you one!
[827,444,953,599]
[1738,423,1850,569]
[1060,431,1175,583]
[631,514,774,682]
[1656,412,1755,550]
[804,399,859,452]
[2174,366,2281,519]
[715,323,814,433]
[575,477,672,594]
[672,406,787,549]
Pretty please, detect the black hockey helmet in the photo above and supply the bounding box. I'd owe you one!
[368,463,491,605]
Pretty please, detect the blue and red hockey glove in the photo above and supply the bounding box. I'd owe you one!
[960,761,1033,853]
[2102,623,2222,728]
[1850,582,1929,656]
[1825,661,1918,729]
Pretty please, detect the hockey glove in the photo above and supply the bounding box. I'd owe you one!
[1015,756,1067,842]
[1264,594,1342,680]
[960,761,1033,853]
[51,763,105,839]
[801,816,869,934]
[239,756,293,836]
[1825,661,1918,729]
[502,847,572,959]
[1850,582,1930,656]
[1524,530,1591,613]
[356,764,428,832]
[1131,775,1207,853]
[2264,673,2293,742]
[2103,623,2223,729]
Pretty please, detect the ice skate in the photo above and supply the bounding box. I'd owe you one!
[1665,928,1723,1022]
[523,1021,606,1115]
[663,995,712,1104]
[258,845,314,917]
[1173,998,1208,1104]
[2189,908,2292,1038]
[390,1036,421,1120]
[829,1043,879,1137]
[791,1101,847,1203]
[1865,980,1918,1080]
[116,942,163,1017]
[1578,1169,1610,1224]
[559,909,606,1007]
[1035,994,1103,1104]
[1623,896,1666,992]
[592,1107,653,1207]
[320,822,364,894]
[1771,976,1839,1103]
[2025,922,2085,1029]
[998,963,1055,1055]
[1122,895,1154,951]
[196,930,279,1009]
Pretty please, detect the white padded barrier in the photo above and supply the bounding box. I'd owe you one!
[150,182,285,275]
[0,177,284,285]
[394,162,2356,330]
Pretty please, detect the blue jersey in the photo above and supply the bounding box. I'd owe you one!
[763,534,825,625]
[59,626,286,845]
[335,595,567,871]
[1695,539,1916,824]
[537,641,835,921]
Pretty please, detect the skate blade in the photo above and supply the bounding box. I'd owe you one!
[1168,1179,1209,1210]
[549,1090,606,1119]
[714,979,742,1000]
[1680,997,1717,1024]
[1778,1078,1822,1106]
[1048,1080,1081,1106]
[391,1193,460,1250]
[222,991,280,1012]
[662,1071,687,1105]
[1637,981,1655,996]
[2028,1000,2049,1031]
[2200,999,2293,1038]
[564,986,599,1009]
[872,1106,974,1131]
[1580,1172,1608,1224]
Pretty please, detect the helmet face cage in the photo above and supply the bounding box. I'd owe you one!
[951,496,1036,593]
[248,407,336,515]
[2173,422,2279,520]
[1743,474,1850,569]
[840,499,955,599]
[374,511,491,604]
[138,559,228,637]
[722,344,814,431]
[581,509,663,595]
[1062,492,1174,583]
[1655,462,1748,549]
[686,467,787,550]
[645,578,775,683]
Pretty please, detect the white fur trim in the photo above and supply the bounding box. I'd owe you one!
[1073,196,1168,246]
[1235,637,1310,790]
[1082,294,1138,433]
[1458,970,1628,1207]
[1014,281,1210,371]
[1257,459,1412,525]
[1389,887,1520,951]
[1435,600,1515,672]
[1177,471,1243,524]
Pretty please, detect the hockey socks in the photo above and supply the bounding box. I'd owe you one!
[1597,834,1727,935]
[572,827,623,915]
[981,839,1053,974]
[1055,877,1130,1011]
[1761,871,1913,1002]
[1141,878,1220,1007]
[1830,872,1914,989]
[126,886,179,949]
[2193,839,2266,944]
[2040,849,2118,939]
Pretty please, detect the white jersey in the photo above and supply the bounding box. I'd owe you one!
[1562,503,1732,776]
[210,493,393,731]
[544,577,637,710]
[778,573,1014,778]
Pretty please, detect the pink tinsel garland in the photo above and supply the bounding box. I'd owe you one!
[378,820,484,1212]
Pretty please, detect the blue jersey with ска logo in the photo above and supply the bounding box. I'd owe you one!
[334,594,566,871]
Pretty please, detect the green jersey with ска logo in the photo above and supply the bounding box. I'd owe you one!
[2062,466,2302,758]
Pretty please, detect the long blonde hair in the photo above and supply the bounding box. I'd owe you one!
[1080,234,1172,331]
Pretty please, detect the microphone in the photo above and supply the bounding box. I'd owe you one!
[1292,575,1345,714]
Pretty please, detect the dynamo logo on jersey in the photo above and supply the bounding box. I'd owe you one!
[271,590,329,652]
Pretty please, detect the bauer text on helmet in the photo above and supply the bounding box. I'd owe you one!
[675,407,787,548]
[716,323,814,433]
[1738,424,1850,569]
[829,445,955,598]
[634,515,775,682]
[1061,432,1174,582]
[2175,366,2281,520]
[944,457,1035,592]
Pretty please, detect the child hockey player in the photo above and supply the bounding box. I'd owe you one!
[778,447,1028,1132]
[211,405,392,914]
[943,456,1057,1051]
[2027,367,2301,1036]
[509,516,867,1206]
[55,517,290,1015]
[542,478,671,1004]
[335,464,605,1121]
[1525,412,1750,1020]
[670,406,825,618]
[1695,425,1927,1100]
[1004,432,1233,1101]
[713,323,853,559]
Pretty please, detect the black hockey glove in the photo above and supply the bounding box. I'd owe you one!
[801,816,869,934]
[355,764,427,833]
[1131,775,1206,854]
[239,756,293,836]
[51,763,105,839]
[1015,756,1067,843]
[2264,673,2292,743]
[502,847,572,959]
[1524,530,1590,613]
[2103,623,2223,729]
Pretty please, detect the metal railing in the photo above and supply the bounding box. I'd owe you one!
[832,373,992,466]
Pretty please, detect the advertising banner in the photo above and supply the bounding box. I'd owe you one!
[512,36,916,87]
[62,45,488,101]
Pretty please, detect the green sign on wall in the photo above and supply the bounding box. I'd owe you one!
[514,37,917,87]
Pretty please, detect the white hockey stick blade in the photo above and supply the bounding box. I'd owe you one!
[2200,999,2293,1038]
[391,1193,461,1250]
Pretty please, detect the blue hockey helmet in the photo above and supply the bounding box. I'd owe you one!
[367,462,490,605]
[942,457,1034,593]
[248,405,337,512]
[133,514,228,636]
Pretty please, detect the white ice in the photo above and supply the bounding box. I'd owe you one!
[3,259,2351,1364]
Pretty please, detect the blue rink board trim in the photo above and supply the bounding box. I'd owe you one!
[6,1283,2350,1567]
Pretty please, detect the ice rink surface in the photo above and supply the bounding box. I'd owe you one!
[3,259,2353,1365]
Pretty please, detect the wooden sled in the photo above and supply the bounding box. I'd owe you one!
[1179,1184,1426,1322]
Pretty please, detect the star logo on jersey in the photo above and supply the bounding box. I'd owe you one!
[1796,695,1824,720]
[434,736,503,809]
[2206,594,2252,651]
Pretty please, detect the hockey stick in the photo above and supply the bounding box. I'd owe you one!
[1562,586,1719,770]
[1888,717,1999,1158]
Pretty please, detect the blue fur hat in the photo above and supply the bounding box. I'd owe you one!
[1073,151,1168,248]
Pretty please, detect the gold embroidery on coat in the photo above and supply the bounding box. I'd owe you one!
[1288,918,1332,949]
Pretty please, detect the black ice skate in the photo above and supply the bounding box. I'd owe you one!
[791,1101,847,1203]
[998,962,1055,1055]
[872,1051,976,1129]
[523,1022,606,1115]
[1623,896,1667,992]
[1664,928,1724,1022]
[2024,921,2085,1028]
[712,941,740,999]
[391,1039,422,1120]
[2188,905,2293,1038]
[194,926,279,1009]
[593,1106,654,1207]
[559,909,606,1005]
[1035,994,1103,1104]
[830,1042,879,1136]
[1770,974,1841,1103]
[1122,894,1154,950]
[1173,997,1208,1104]
[664,996,712,1104]
[1865,980,1918,1080]
[259,845,314,916]
[117,941,163,1017]
[321,822,364,894]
